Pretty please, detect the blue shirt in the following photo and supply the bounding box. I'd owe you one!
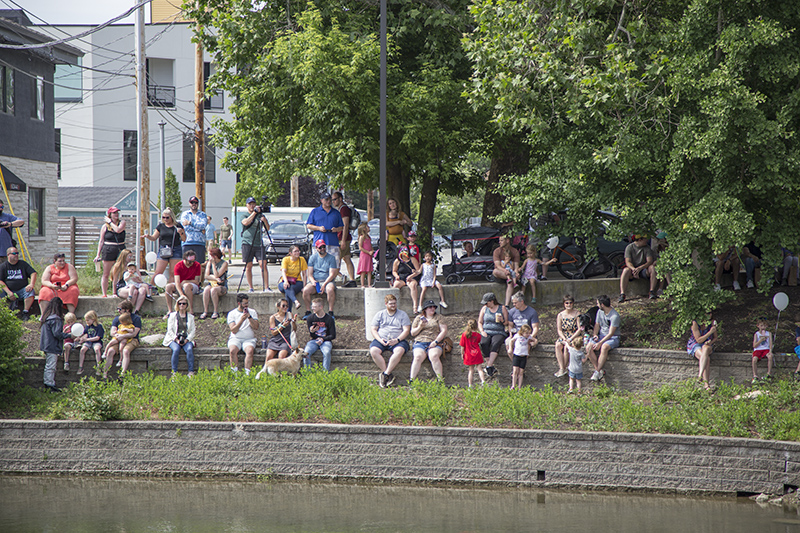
[180,210,208,245]
[306,206,344,247]
[0,212,21,252]
[205,223,216,241]
[308,252,338,282]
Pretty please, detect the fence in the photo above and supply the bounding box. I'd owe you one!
[57,215,141,266]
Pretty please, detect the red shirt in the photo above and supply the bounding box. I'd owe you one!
[460,331,483,366]
[337,204,351,242]
[173,260,201,283]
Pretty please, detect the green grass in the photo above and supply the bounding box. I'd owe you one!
[6,369,800,441]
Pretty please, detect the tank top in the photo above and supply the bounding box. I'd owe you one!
[103,224,126,245]
[396,259,414,279]
[560,314,578,336]
[482,305,506,336]
[687,322,710,354]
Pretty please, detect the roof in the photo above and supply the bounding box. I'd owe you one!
[0,12,82,64]
[57,187,137,209]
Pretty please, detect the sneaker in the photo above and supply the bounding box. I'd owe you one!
[538,275,547,281]
[386,373,396,387]
[440,301,448,309]
[657,289,664,296]
[244,368,250,376]
[21,310,30,321]
[145,294,154,302]
[618,293,626,303]
[302,312,312,320]
[752,377,759,385]
[344,280,357,288]
[554,368,568,378]
[713,283,721,291]
[733,280,742,290]
[64,362,69,371]
[46,384,62,393]
[116,360,121,367]
[746,280,754,289]
[379,372,387,388]
[248,288,255,293]
[649,290,657,300]
[77,367,84,375]
[531,297,537,304]
[485,366,497,379]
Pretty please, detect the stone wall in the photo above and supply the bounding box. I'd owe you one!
[1,420,798,495]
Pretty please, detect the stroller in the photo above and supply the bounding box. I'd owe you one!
[442,226,501,284]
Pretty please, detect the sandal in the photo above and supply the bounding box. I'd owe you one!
[210,313,219,320]
[199,312,208,320]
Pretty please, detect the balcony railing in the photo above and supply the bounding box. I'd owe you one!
[147,84,176,108]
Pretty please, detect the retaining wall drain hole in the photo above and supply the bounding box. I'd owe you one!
[785,484,798,494]
[537,471,546,481]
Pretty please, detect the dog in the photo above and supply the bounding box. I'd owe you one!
[256,348,305,379]
[579,306,599,333]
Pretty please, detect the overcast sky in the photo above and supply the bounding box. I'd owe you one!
[9,1,146,25]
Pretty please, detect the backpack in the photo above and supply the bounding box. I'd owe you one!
[348,206,361,231]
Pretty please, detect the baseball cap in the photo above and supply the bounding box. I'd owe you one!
[481,292,497,305]
[408,230,417,237]
[246,197,256,204]
[107,206,120,214]
[189,196,199,204]
[315,239,326,248]
[320,192,332,200]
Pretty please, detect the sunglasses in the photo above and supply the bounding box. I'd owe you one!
[116,307,122,311]
[178,302,188,306]
[8,252,18,255]
[162,216,171,219]
[317,245,326,249]
[279,304,288,308]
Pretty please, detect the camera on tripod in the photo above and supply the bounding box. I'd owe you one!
[255,195,271,214]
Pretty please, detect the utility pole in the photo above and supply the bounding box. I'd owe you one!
[159,121,166,212]
[194,23,205,210]
[290,174,299,207]
[135,1,150,266]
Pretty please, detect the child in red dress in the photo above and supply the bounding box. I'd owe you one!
[460,319,486,387]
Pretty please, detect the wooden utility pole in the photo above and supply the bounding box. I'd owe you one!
[194,29,205,210]
[290,175,299,207]
[135,1,150,266]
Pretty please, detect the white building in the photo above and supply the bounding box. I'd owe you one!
[41,19,236,226]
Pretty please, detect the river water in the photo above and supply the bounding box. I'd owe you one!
[1,476,796,532]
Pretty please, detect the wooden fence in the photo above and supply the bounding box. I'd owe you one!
[57,215,141,266]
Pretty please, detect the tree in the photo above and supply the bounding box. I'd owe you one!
[157,167,182,215]
[465,0,800,332]
[185,0,487,241]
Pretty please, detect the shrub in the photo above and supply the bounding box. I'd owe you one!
[0,303,27,397]
[67,378,124,421]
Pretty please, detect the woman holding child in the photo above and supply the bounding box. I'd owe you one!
[409,300,448,382]
[687,313,718,390]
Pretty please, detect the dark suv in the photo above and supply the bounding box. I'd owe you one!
[263,220,313,262]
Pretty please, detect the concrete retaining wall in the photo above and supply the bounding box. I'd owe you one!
[1,420,798,495]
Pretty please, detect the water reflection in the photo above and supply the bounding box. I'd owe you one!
[0,476,793,532]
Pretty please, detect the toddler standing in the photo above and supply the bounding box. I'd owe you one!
[460,319,486,387]
[418,251,448,312]
[509,324,532,390]
[751,318,773,383]
[356,223,373,288]
[567,336,587,393]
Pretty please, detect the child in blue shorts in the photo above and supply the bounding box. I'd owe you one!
[794,324,800,379]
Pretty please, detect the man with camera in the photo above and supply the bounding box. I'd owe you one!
[180,196,209,264]
[227,292,260,374]
[0,199,24,263]
[241,196,271,292]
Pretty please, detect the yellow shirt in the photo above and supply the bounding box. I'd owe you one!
[281,256,307,279]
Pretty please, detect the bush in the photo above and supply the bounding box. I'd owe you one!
[0,303,27,397]
[67,377,124,421]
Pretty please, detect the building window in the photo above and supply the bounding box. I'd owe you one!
[146,58,175,108]
[0,66,13,114]
[203,62,223,110]
[182,132,215,183]
[54,60,83,102]
[29,188,44,237]
[55,129,61,179]
[123,130,137,181]
[31,76,44,120]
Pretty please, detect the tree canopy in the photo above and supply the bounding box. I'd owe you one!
[465,0,800,330]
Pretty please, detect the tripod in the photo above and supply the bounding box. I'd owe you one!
[236,208,273,293]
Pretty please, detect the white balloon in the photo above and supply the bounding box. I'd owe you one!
[71,323,84,337]
[145,251,158,264]
[154,273,168,288]
[546,236,559,250]
[773,292,789,312]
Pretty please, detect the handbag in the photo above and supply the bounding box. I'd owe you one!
[159,228,178,259]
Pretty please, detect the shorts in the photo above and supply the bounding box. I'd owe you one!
[180,283,202,295]
[220,239,231,249]
[753,349,770,360]
[82,341,103,351]
[512,355,528,369]
[115,338,139,352]
[228,337,257,351]
[568,370,583,380]
[10,287,34,300]
[340,243,351,259]
[267,335,291,353]
[241,243,264,263]
[182,244,206,263]
[590,336,620,350]
[795,345,800,358]
[101,244,125,262]
[158,244,181,261]
[688,344,705,357]
[328,245,341,264]
[370,339,410,353]
[413,341,432,352]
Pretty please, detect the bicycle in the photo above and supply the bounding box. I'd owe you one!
[550,237,625,279]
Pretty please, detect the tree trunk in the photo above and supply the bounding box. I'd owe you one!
[387,160,411,217]
[482,134,529,228]
[417,174,440,247]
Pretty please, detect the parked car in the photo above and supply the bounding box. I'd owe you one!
[263,220,313,262]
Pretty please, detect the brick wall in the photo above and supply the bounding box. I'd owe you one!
[1,420,798,495]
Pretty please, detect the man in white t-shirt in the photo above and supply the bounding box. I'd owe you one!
[227,293,259,375]
[369,293,411,388]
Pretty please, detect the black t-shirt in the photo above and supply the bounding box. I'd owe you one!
[0,260,36,292]
[745,241,762,259]
[305,312,336,342]
[85,323,105,342]
[157,223,183,249]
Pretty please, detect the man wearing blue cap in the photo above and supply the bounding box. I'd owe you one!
[306,192,344,265]
[180,196,209,263]
[241,196,271,292]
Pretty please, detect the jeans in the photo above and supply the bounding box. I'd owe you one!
[304,339,332,371]
[43,352,58,387]
[745,257,761,282]
[278,280,304,312]
[170,341,195,372]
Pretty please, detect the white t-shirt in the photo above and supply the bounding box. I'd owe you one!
[567,346,584,374]
[227,307,258,342]
[512,334,530,356]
